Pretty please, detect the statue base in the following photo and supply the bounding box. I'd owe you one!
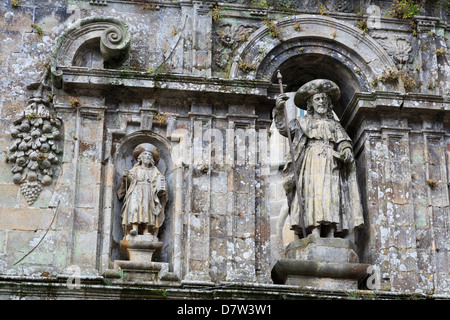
[108,234,179,283]
[271,234,370,290]
[120,234,162,262]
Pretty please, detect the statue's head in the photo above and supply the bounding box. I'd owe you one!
[294,79,340,117]
[138,151,155,167]
[133,143,160,165]
[307,92,331,117]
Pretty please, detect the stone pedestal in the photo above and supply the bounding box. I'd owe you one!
[110,234,179,283]
[119,235,162,262]
[285,234,359,263]
[271,235,370,290]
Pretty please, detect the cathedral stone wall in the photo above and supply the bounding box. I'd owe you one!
[0,0,448,299]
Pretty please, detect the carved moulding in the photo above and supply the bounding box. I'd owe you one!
[214,23,257,71]
[6,80,63,205]
[50,16,131,88]
[372,33,413,65]
[229,15,400,90]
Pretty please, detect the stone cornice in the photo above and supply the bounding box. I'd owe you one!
[58,67,272,97]
[342,91,450,131]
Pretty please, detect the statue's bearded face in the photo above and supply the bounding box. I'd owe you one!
[310,93,330,116]
[139,151,154,166]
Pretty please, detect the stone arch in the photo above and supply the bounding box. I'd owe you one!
[110,131,174,265]
[230,15,402,117]
[50,16,131,88]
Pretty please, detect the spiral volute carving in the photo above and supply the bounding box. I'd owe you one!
[100,23,131,63]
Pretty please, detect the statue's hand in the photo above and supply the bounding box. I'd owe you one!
[121,169,130,181]
[275,93,289,110]
[341,148,354,164]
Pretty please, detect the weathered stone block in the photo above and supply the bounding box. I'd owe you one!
[286,235,360,263]
[271,259,370,290]
[0,207,53,231]
[0,184,19,207]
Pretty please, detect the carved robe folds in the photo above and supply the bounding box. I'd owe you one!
[118,165,166,231]
[274,97,364,237]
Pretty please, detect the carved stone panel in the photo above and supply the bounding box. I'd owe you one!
[6,85,62,205]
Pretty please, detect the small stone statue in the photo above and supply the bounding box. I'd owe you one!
[273,79,364,238]
[117,143,167,240]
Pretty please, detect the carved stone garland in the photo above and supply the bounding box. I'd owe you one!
[7,81,62,205]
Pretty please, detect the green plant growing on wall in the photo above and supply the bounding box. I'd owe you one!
[11,0,19,7]
[426,178,439,189]
[31,24,43,36]
[371,78,379,87]
[67,97,83,111]
[316,5,327,15]
[264,19,281,39]
[386,0,421,20]
[410,21,418,37]
[400,72,417,92]
[37,152,49,165]
[3,150,10,164]
[436,48,446,56]
[239,34,249,43]
[356,12,368,35]
[238,60,257,73]
[252,0,269,7]
[26,113,37,121]
[386,0,421,36]
[379,68,399,84]
[376,68,418,92]
[46,93,54,103]
[200,163,209,174]
[154,112,169,124]
[212,5,222,22]
[293,21,302,31]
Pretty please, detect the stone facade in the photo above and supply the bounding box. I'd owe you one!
[0,0,448,299]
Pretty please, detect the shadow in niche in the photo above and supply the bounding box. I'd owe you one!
[72,37,104,69]
[269,53,363,119]
[110,132,174,268]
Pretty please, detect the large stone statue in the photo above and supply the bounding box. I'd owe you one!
[274,79,364,239]
[117,143,167,240]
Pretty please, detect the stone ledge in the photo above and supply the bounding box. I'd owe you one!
[0,276,447,300]
[271,259,370,286]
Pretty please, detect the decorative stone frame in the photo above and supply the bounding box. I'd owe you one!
[106,130,174,269]
[229,14,403,119]
[50,16,131,88]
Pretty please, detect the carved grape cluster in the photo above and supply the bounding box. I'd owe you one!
[7,98,62,205]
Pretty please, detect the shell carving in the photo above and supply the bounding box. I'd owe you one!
[7,95,62,205]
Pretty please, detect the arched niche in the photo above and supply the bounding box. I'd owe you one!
[72,38,104,69]
[111,131,174,265]
[229,14,403,118]
[263,42,364,118]
[50,16,131,88]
